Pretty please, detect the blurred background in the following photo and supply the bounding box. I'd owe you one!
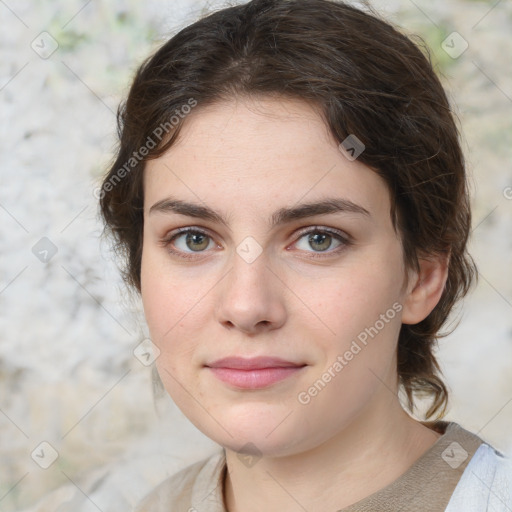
[0,0,511,510]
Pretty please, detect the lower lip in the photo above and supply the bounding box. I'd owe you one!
[207,366,305,389]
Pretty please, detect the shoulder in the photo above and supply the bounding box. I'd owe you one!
[134,449,226,512]
[445,442,512,512]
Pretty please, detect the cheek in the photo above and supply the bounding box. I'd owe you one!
[302,257,404,341]
[140,245,207,387]
[141,279,192,363]
[140,258,166,338]
[140,244,184,354]
[142,268,199,407]
[295,247,405,405]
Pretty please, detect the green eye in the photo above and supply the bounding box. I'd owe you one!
[162,226,351,261]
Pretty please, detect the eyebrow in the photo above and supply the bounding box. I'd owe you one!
[148,196,370,228]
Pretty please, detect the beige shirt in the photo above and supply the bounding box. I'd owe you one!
[134,421,484,512]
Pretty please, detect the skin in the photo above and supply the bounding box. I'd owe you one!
[140,96,448,511]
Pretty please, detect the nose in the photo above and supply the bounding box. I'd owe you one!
[215,248,287,335]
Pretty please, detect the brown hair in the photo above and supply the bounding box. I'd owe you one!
[99,0,476,420]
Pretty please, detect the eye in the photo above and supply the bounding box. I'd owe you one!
[161,228,218,260]
[161,226,351,261]
[293,227,351,258]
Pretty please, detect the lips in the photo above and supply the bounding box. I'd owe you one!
[206,356,305,370]
[205,356,307,389]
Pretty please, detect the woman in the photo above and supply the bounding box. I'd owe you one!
[98,0,512,510]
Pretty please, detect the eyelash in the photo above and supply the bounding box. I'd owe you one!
[160,226,352,261]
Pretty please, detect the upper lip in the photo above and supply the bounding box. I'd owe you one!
[206,356,306,370]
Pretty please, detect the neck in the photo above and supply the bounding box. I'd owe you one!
[223,394,441,512]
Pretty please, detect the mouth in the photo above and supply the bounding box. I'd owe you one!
[205,356,307,389]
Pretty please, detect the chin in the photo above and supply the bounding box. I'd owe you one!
[191,409,308,457]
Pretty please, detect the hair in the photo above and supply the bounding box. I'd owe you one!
[99,0,477,420]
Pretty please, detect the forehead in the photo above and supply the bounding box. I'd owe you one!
[157,95,333,165]
[143,96,391,219]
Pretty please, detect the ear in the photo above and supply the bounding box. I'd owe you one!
[401,253,450,325]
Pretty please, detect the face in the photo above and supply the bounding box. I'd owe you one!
[140,96,412,457]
